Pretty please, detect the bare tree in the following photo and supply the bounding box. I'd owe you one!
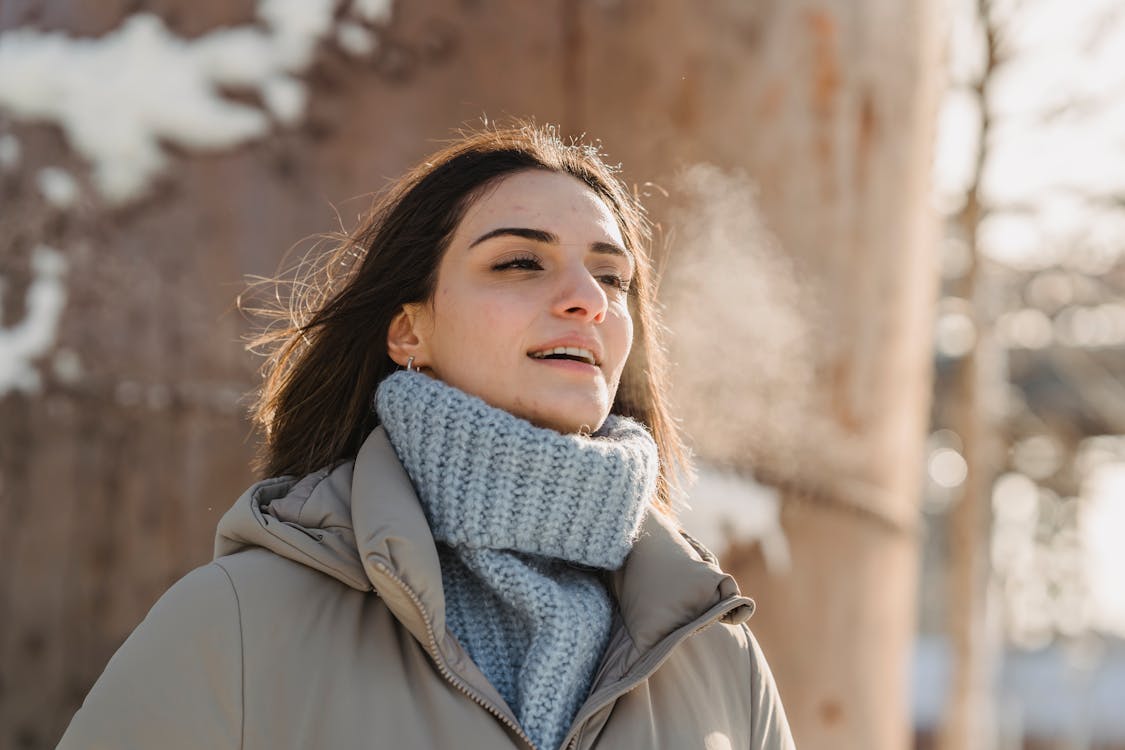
[938,2,1006,747]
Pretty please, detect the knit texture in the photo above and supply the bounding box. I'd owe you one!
[374,371,658,750]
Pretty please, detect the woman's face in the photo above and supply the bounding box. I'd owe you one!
[389,169,635,434]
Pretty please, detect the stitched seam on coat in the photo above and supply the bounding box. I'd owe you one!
[262,524,369,590]
[293,466,334,526]
[247,491,369,590]
[214,562,246,750]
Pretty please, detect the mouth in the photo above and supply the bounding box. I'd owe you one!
[527,346,600,367]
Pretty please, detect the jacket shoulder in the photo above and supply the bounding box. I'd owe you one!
[58,563,243,749]
[740,623,797,750]
[213,548,382,667]
[622,620,794,750]
[213,546,364,606]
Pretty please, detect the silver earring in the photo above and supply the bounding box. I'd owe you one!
[405,356,417,372]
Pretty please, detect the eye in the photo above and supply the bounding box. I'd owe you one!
[598,273,631,293]
[594,265,630,294]
[492,254,542,271]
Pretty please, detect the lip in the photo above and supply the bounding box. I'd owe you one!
[526,335,604,367]
[529,357,602,375]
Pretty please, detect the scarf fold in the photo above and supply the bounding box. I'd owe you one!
[374,371,658,750]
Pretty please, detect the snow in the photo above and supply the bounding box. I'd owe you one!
[262,75,307,125]
[337,22,378,57]
[256,0,337,71]
[679,466,790,572]
[0,246,68,397]
[36,166,79,208]
[351,0,394,25]
[0,0,394,206]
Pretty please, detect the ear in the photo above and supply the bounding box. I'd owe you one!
[387,304,431,368]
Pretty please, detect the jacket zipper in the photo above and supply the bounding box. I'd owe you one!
[370,562,539,750]
[560,598,750,750]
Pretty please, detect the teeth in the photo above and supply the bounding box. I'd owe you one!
[530,346,597,365]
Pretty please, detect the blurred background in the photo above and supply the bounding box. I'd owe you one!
[0,0,1122,748]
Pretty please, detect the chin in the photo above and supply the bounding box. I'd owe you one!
[507,382,613,434]
[526,402,609,435]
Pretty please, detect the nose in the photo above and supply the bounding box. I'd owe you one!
[552,264,608,323]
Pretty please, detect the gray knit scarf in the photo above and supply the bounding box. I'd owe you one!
[374,370,658,750]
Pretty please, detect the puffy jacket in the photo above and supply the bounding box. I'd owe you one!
[58,427,796,749]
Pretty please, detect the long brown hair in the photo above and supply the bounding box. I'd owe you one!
[244,122,690,512]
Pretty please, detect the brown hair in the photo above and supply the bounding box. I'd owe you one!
[244,122,690,512]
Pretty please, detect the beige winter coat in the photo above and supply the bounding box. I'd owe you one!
[59,427,796,749]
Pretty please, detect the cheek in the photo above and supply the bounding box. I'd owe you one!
[479,299,510,331]
[442,290,525,357]
[612,305,635,354]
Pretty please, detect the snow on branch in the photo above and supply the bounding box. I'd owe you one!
[681,466,791,572]
[0,246,68,397]
[0,0,393,206]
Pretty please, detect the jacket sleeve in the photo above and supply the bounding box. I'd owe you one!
[57,563,244,750]
[744,624,797,750]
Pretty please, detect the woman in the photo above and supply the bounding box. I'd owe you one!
[59,124,795,750]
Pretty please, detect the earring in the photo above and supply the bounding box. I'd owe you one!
[405,356,417,372]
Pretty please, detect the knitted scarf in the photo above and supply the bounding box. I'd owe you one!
[374,371,658,750]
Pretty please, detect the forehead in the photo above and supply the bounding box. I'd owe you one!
[455,170,625,246]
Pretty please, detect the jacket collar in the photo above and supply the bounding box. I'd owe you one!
[216,426,754,664]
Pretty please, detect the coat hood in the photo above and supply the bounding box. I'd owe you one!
[215,427,754,661]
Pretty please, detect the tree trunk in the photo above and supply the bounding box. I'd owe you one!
[939,3,1003,746]
[572,2,942,749]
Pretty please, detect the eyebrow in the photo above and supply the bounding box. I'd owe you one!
[469,227,632,266]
